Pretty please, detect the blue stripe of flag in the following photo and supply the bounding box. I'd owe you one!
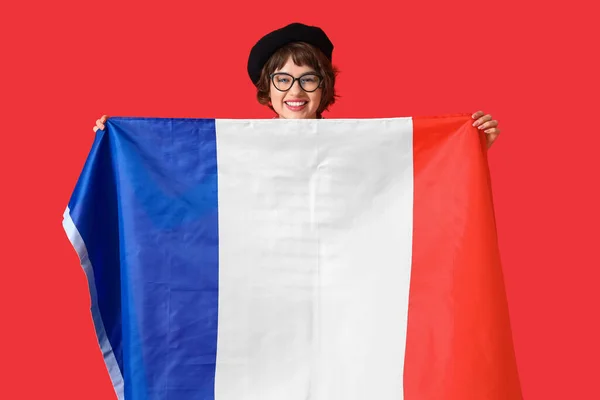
[67,117,220,400]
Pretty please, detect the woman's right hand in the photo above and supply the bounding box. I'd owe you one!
[93,115,109,132]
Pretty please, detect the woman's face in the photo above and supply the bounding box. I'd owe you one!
[269,57,322,119]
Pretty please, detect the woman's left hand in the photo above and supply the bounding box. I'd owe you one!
[472,111,500,148]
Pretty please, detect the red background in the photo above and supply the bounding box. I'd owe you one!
[2,0,598,399]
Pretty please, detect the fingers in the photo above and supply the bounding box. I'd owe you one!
[92,115,109,133]
[96,119,105,129]
[473,113,492,128]
[472,110,485,120]
[472,111,501,148]
[478,119,498,131]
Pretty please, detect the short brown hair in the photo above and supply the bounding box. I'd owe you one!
[255,42,339,118]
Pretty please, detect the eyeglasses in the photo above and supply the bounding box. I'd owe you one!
[270,72,323,93]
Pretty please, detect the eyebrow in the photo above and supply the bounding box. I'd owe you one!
[275,71,318,76]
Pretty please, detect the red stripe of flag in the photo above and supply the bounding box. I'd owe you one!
[405,114,522,399]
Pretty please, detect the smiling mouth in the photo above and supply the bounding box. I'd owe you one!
[285,101,308,107]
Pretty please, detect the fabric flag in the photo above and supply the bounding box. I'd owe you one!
[63,114,522,400]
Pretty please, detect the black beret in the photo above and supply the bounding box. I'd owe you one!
[247,22,334,86]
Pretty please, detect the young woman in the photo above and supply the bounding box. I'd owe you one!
[94,22,500,147]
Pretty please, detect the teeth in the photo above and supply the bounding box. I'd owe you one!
[286,101,307,107]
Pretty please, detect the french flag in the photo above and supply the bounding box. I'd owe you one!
[63,115,522,400]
